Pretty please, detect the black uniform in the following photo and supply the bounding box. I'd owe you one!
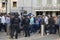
[48,17,56,34]
[10,16,20,39]
[22,17,30,37]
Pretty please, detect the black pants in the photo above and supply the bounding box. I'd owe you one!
[10,25,19,38]
[24,25,30,37]
[55,24,59,33]
[0,23,2,31]
[49,24,56,34]
[44,24,49,34]
[1,23,6,32]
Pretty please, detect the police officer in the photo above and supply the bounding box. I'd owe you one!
[10,15,20,39]
[22,15,30,37]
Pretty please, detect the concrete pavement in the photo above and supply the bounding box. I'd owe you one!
[0,32,60,40]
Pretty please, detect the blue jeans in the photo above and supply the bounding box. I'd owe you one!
[29,24,35,33]
[49,24,56,34]
[34,24,39,31]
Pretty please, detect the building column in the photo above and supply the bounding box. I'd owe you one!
[43,12,46,16]
[41,24,44,36]
[52,12,56,16]
[7,0,11,14]
[42,0,47,6]
[52,0,57,6]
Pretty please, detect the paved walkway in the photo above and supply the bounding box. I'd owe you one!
[0,32,60,40]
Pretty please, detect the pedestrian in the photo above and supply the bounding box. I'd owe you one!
[22,15,30,37]
[34,17,39,32]
[48,16,55,34]
[54,16,59,34]
[10,15,14,38]
[0,15,1,31]
[1,15,6,32]
[10,15,20,39]
[44,16,49,34]
[6,14,10,35]
[57,15,60,34]
[38,15,42,33]
[29,15,35,33]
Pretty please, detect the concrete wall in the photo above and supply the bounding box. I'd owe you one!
[0,0,6,13]
[8,0,60,16]
[0,0,60,15]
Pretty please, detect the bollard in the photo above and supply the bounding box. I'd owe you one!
[46,30,49,35]
[41,24,44,36]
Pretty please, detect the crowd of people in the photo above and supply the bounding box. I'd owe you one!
[0,14,60,39]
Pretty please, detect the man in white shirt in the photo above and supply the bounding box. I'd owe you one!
[1,15,6,32]
[44,16,49,25]
[44,16,49,34]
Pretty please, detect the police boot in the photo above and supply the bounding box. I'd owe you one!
[15,34,18,39]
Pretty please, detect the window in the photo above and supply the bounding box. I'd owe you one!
[57,0,60,4]
[2,2,5,8]
[47,0,52,4]
[13,2,17,7]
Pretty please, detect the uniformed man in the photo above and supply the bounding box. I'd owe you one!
[10,15,20,39]
[22,15,30,37]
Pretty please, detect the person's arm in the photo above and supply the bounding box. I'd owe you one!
[18,16,21,22]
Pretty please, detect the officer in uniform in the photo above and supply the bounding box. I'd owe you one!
[10,15,20,39]
[22,15,30,37]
